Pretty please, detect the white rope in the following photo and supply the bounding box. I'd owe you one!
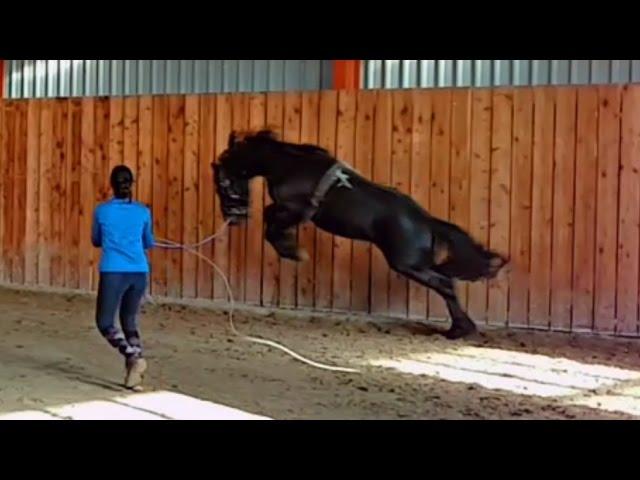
[154,221,360,374]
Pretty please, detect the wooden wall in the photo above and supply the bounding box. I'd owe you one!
[1,86,639,337]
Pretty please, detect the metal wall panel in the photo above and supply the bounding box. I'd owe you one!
[474,60,492,87]
[47,60,59,97]
[35,60,47,98]
[72,60,84,97]
[23,60,35,98]
[494,60,511,86]
[591,60,610,84]
[364,60,640,90]
[384,60,401,89]
[3,60,333,98]
[10,60,22,98]
[85,60,98,97]
[59,60,71,97]
[124,60,138,96]
[633,60,640,82]
[320,60,333,91]
[513,60,530,86]
[238,60,253,92]
[531,60,550,85]
[268,60,284,92]
[111,60,124,96]
[97,60,110,96]
[166,60,180,94]
[7,60,640,98]
[437,60,454,87]
[208,60,223,93]
[193,60,208,94]
[284,60,301,91]
[612,60,630,83]
[456,60,473,87]
[570,60,590,85]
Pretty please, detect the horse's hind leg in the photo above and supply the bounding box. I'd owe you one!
[388,253,477,339]
[411,269,476,339]
[264,203,308,262]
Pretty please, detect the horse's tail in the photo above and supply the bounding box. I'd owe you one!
[428,217,508,282]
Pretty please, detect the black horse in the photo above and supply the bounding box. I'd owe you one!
[213,130,508,339]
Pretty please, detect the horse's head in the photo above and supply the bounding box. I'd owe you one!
[212,129,277,225]
[218,129,278,179]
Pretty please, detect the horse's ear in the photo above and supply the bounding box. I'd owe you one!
[228,131,237,149]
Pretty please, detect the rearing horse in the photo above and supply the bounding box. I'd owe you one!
[213,130,508,339]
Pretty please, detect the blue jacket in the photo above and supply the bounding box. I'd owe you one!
[91,199,155,273]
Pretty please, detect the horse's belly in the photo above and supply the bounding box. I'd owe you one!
[312,210,373,241]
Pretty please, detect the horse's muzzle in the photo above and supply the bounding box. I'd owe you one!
[213,165,250,225]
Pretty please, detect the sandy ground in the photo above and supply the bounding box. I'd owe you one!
[1,285,640,420]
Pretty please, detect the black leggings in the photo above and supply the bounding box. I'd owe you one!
[96,272,148,360]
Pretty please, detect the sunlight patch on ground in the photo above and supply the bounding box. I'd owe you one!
[0,390,271,420]
[368,346,640,416]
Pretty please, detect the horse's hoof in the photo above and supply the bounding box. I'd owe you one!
[444,322,477,340]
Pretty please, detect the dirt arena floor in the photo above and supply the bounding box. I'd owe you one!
[1,285,639,420]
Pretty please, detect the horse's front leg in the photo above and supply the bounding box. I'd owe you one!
[264,203,308,262]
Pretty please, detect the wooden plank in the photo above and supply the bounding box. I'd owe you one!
[64,99,82,290]
[136,96,153,300]
[245,94,266,305]
[38,100,53,287]
[0,100,5,280]
[24,101,41,285]
[79,98,96,291]
[370,90,392,316]
[449,89,472,310]
[388,90,412,317]
[572,87,599,332]
[151,96,168,297]
[279,92,302,308]
[92,98,111,291]
[467,89,492,324]
[12,102,27,285]
[136,98,153,208]
[332,91,356,312]
[2,102,14,282]
[429,89,452,320]
[488,89,513,326]
[529,87,556,329]
[508,88,534,328]
[616,85,640,337]
[230,94,249,304]
[296,91,319,309]
[213,94,232,301]
[594,86,621,333]
[166,96,185,298]
[109,97,124,172]
[123,97,138,172]
[197,95,215,300]
[550,87,577,331]
[261,93,284,306]
[50,100,67,288]
[314,91,338,310]
[408,90,432,320]
[182,95,200,298]
[351,90,375,313]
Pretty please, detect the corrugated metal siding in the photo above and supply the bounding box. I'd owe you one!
[364,60,640,89]
[3,60,334,98]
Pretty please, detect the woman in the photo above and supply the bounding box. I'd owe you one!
[92,165,154,390]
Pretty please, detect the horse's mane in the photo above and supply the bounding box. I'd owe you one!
[236,129,332,158]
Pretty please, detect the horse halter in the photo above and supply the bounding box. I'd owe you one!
[213,164,250,225]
